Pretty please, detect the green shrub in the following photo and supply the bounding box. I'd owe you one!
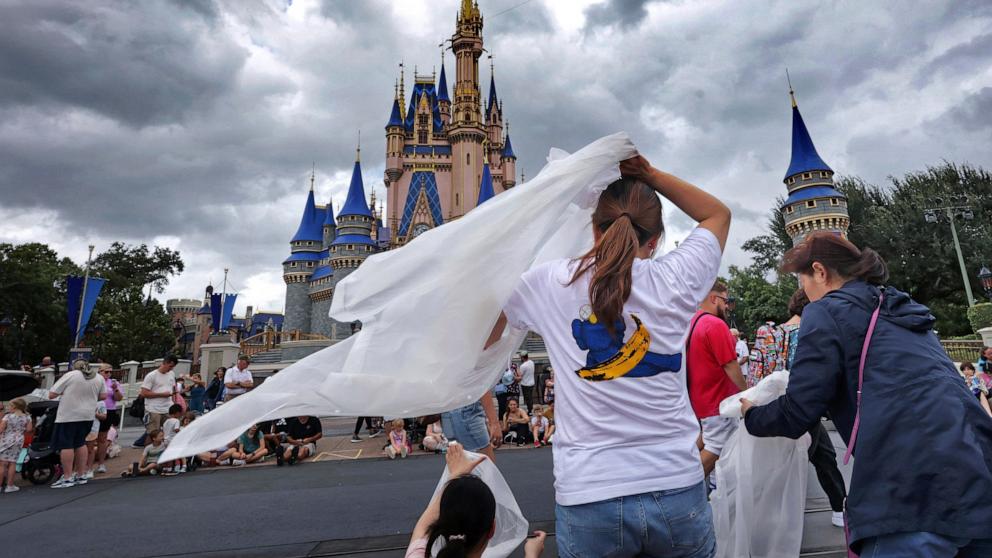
[967,303,992,333]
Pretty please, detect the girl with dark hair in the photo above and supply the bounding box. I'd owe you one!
[484,154,731,556]
[405,443,545,558]
[743,232,992,557]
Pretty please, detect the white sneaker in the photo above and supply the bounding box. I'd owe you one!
[4,485,20,493]
[51,476,76,489]
[231,459,246,466]
[83,470,94,480]
[96,465,107,474]
[831,511,845,528]
[178,466,187,474]
[75,475,88,485]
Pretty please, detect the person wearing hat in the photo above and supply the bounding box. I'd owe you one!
[48,359,107,488]
[223,356,254,402]
[518,351,536,412]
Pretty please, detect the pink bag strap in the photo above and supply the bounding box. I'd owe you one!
[843,290,885,466]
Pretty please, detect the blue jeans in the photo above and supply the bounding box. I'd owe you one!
[441,401,489,452]
[860,532,992,557]
[555,482,715,558]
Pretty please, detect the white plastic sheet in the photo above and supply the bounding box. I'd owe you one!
[711,371,811,558]
[429,448,529,558]
[162,132,637,461]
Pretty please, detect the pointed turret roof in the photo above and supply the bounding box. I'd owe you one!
[323,200,336,227]
[291,188,323,242]
[477,162,495,206]
[487,72,498,117]
[502,133,515,159]
[437,62,449,102]
[339,154,373,218]
[785,91,832,180]
[387,97,403,128]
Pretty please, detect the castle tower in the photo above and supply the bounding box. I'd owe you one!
[448,0,486,220]
[282,172,322,333]
[780,87,849,244]
[502,124,516,189]
[477,156,495,206]
[384,0,513,247]
[328,145,378,337]
[308,199,336,336]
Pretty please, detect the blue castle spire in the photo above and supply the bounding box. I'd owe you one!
[291,179,323,243]
[339,150,373,218]
[502,133,515,159]
[487,71,498,117]
[785,91,832,180]
[437,61,449,103]
[323,200,336,227]
[477,161,495,206]
[387,97,404,128]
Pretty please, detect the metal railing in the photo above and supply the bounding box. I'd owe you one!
[940,339,984,363]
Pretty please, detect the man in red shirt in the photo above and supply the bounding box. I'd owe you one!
[686,281,747,476]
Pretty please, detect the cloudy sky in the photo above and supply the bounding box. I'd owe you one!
[1,0,990,314]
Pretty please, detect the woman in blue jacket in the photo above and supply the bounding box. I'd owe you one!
[742,232,992,557]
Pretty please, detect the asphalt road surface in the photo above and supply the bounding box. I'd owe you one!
[0,438,849,557]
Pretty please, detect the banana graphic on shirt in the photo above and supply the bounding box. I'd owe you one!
[576,314,651,381]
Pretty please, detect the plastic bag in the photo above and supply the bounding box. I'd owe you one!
[429,448,529,558]
[162,132,636,461]
[710,370,811,558]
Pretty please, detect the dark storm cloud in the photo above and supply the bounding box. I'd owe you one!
[486,0,555,35]
[0,2,246,127]
[946,88,992,134]
[584,0,653,31]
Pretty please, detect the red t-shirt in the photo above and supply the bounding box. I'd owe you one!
[686,310,740,419]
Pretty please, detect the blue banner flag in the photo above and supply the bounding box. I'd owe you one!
[220,293,238,332]
[210,293,222,334]
[67,275,107,346]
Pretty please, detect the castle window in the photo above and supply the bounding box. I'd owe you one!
[306,262,314,268]
[456,193,460,206]
[466,153,471,165]
[802,173,812,180]
[821,172,830,178]
[290,262,297,268]
[830,199,839,206]
[787,177,796,185]
[806,200,816,208]
[786,206,794,214]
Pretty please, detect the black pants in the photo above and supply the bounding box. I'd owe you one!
[522,385,535,412]
[354,417,373,436]
[808,421,847,512]
[506,423,533,445]
[496,392,509,424]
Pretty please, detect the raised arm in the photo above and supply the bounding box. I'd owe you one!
[620,155,731,251]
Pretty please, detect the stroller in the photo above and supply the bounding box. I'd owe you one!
[21,400,61,485]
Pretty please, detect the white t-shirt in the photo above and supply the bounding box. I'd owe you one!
[503,227,722,506]
[519,359,535,387]
[224,366,253,396]
[141,369,177,414]
[162,417,181,443]
[530,415,549,432]
[735,339,750,377]
[51,370,108,423]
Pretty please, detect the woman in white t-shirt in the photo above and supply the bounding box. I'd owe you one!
[484,155,730,557]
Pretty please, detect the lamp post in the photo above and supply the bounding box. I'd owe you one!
[923,193,976,307]
[979,266,992,303]
[727,296,739,330]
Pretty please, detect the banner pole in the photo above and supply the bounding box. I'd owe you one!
[74,245,95,348]
[221,268,229,332]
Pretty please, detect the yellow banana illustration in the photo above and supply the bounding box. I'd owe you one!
[576,314,651,381]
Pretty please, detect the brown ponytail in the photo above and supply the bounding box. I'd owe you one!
[781,232,889,285]
[570,177,664,336]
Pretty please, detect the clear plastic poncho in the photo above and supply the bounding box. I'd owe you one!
[161,132,637,462]
[710,370,812,558]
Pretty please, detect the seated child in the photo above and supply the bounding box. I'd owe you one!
[422,419,447,453]
[123,429,166,477]
[385,418,409,459]
[529,404,554,447]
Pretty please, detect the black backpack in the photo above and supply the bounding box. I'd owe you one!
[128,396,145,419]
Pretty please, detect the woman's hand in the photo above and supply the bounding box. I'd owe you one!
[620,154,653,181]
[446,442,486,478]
[524,531,547,558]
[740,398,756,415]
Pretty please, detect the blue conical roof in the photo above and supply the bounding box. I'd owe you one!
[339,160,373,218]
[386,97,403,128]
[487,72,498,117]
[437,62,449,102]
[323,200,336,227]
[291,189,323,242]
[502,134,515,159]
[785,103,832,179]
[477,162,495,206]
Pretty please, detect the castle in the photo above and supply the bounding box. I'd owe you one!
[282,0,512,338]
[780,87,850,243]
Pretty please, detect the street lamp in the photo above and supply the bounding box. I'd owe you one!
[726,296,739,330]
[923,192,976,306]
[980,266,992,303]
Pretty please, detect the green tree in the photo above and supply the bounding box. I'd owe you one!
[86,243,185,365]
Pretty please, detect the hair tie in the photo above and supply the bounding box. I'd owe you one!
[448,534,467,541]
[619,212,632,220]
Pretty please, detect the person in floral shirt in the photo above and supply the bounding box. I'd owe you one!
[748,320,783,385]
